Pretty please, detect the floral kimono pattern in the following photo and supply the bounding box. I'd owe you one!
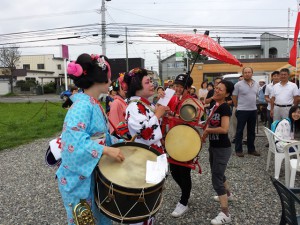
[56,93,121,225]
[126,96,163,151]
[108,94,127,134]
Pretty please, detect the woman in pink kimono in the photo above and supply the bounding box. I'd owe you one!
[56,53,125,225]
[108,75,128,134]
[123,68,169,225]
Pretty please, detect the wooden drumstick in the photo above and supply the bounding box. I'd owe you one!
[129,134,138,142]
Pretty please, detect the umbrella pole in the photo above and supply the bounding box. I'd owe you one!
[185,47,202,89]
[180,47,203,97]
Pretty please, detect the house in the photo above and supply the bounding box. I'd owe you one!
[15,54,66,86]
[0,68,26,95]
[160,52,186,82]
[225,33,293,60]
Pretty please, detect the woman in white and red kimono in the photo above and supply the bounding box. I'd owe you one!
[123,68,169,225]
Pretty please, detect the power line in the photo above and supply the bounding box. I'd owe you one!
[0,9,98,22]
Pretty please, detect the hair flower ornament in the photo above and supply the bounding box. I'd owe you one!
[67,62,83,77]
[128,68,142,77]
[97,56,107,71]
[91,54,100,60]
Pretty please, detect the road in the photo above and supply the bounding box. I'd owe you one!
[0,94,61,103]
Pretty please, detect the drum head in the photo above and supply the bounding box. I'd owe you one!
[99,145,158,189]
[165,125,201,162]
[180,104,197,121]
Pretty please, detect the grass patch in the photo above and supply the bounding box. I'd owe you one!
[0,101,67,150]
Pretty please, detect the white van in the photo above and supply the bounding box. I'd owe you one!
[222,74,241,84]
[222,73,270,85]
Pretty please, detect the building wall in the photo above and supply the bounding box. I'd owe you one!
[190,60,288,91]
[17,71,55,84]
[109,58,145,80]
[227,48,262,59]
[161,55,186,82]
[260,33,293,58]
[0,80,10,95]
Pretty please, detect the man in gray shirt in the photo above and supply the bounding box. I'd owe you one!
[232,67,260,157]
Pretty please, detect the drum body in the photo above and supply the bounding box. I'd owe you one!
[95,142,165,224]
[179,98,204,122]
[165,124,202,162]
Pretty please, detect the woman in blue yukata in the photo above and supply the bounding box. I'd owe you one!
[56,53,125,225]
[123,68,169,225]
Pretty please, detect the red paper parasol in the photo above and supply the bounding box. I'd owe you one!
[158,32,242,67]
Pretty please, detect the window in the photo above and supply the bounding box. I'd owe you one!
[37,64,45,69]
[249,54,255,59]
[240,55,246,59]
[269,47,278,58]
[23,64,30,70]
[175,62,184,68]
[25,77,36,81]
[57,64,62,70]
[167,63,174,68]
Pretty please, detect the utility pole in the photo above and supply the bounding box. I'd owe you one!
[125,27,129,71]
[288,7,291,57]
[157,50,162,83]
[101,0,106,55]
[217,36,221,44]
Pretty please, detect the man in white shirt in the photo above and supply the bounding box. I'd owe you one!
[265,71,280,128]
[270,68,299,121]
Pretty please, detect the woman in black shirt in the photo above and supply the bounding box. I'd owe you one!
[202,80,234,225]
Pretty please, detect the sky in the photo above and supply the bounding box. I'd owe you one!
[0,0,298,71]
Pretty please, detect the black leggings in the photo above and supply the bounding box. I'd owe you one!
[170,163,192,206]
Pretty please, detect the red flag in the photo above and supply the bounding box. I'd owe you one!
[289,12,300,67]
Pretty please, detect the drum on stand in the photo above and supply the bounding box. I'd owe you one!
[95,142,165,224]
[179,98,204,122]
[165,124,202,162]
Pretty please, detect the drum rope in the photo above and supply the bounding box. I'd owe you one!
[140,189,151,216]
[121,189,144,218]
[150,192,162,213]
[107,183,126,222]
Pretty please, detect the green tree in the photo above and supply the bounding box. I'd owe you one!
[186,50,208,63]
[0,46,21,94]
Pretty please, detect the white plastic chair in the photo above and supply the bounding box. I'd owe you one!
[283,141,300,188]
[263,127,294,179]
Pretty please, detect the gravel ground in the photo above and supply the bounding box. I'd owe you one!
[0,127,294,225]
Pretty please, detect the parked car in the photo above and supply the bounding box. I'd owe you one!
[222,73,270,85]
[60,90,72,100]
[222,74,241,84]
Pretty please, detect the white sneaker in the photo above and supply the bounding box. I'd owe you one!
[213,193,234,202]
[171,202,189,217]
[211,212,231,224]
